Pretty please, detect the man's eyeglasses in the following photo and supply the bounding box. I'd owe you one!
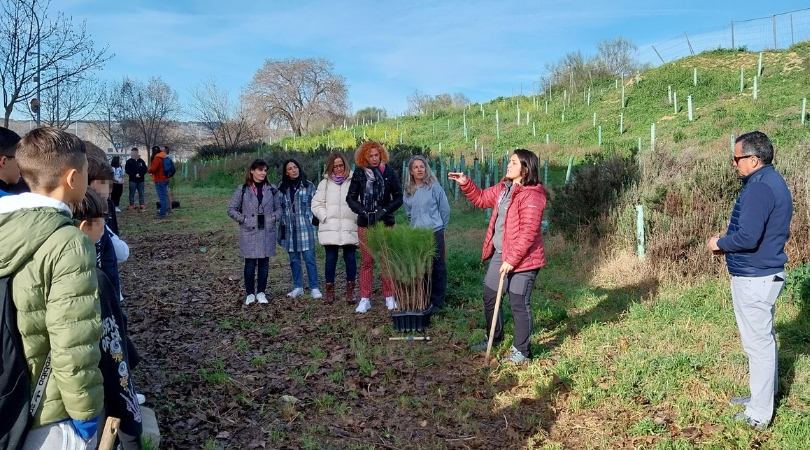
[733,154,755,164]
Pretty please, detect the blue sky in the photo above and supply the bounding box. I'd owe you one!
[56,0,808,117]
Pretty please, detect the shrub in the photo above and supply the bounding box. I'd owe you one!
[548,153,638,239]
[195,142,264,159]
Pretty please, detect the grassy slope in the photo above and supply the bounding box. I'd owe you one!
[146,182,810,449]
[285,42,810,167]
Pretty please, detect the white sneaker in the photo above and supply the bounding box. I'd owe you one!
[287,287,304,298]
[355,298,371,313]
[115,207,122,212]
[256,292,268,304]
[385,296,398,310]
[311,288,323,299]
[245,294,256,305]
[136,393,146,405]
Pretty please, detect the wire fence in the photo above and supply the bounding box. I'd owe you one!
[637,8,810,65]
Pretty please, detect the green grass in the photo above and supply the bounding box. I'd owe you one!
[198,357,229,385]
[272,43,810,170]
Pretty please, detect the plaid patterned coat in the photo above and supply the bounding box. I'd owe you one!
[278,180,317,253]
[226,183,282,259]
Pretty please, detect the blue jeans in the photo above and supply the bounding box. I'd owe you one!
[324,245,357,283]
[155,181,169,216]
[289,248,319,289]
[129,181,145,206]
[244,258,269,295]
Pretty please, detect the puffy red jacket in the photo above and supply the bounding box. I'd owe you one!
[461,179,547,271]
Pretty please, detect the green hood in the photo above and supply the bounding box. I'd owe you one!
[0,207,73,278]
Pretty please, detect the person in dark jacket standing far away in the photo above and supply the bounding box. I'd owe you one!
[449,149,547,365]
[346,141,403,313]
[708,131,793,430]
[227,159,282,305]
[125,147,148,210]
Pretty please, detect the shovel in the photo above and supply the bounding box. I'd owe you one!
[485,272,506,363]
[97,417,121,450]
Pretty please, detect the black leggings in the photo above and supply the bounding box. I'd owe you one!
[111,183,124,207]
[482,253,538,358]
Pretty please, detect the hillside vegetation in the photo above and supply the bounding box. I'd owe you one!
[282,42,810,163]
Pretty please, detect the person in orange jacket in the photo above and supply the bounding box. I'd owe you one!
[147,145,169,218]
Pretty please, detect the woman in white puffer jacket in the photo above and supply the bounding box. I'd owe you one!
[311,153,359,304]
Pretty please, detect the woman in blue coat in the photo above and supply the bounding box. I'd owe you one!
[278,158,321,299]
[227,159,282,305]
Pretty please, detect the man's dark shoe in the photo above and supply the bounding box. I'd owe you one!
[733,412,768,430]
[729,396,750,406]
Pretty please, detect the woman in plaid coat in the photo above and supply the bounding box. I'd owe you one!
[278,159,321,299]
[227,159,282,305]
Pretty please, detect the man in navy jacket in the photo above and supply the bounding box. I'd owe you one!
[708,131,792,430]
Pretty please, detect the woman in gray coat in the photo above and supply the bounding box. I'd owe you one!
[227,159,282,305]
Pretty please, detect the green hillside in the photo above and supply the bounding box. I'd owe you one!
[283,42,810,165]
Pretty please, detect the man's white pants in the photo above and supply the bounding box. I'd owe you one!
[730,272,785,424]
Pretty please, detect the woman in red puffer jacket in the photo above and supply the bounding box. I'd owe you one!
[449,149,546,364]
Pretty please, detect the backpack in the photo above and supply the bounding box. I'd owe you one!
[162,156,177,178]
[0,276,51,450]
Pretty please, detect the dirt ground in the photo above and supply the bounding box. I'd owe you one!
[120,221,567,449]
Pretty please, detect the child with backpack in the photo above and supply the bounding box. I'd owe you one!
[0,127,103,449]
[71,189,143,450]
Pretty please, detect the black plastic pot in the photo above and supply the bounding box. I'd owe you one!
[392,310,431,332]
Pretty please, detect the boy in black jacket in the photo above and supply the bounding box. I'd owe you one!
[125,147,148,210]
[72,189,143,450]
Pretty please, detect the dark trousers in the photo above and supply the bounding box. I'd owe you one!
[111,183,124,207]
[128,181,145,206]
[482,253,538,358]
[430,229,447,308]
[324,245,357,282]
[244,258,269,295]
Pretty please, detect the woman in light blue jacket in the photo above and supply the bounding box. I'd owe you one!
[403,155,450,313]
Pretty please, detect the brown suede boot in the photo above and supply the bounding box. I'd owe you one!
[325,282,335,304]
[346,281,357,304]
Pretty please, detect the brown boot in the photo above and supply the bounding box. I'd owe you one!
[325,282,335,304]
[346,281,357,304]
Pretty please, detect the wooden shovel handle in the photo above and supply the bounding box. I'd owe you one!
[485,272,506,363]
[97,417,121,450]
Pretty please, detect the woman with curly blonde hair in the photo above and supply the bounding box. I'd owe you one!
[346,141,403,313]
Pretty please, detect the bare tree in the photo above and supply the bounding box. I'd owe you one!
[0,0,111,126]
[188,77,260,150]
[242,57,348,136]
[114,76,181,151]
[595,37,640,77]
[39,76,100,129]
[88,76,180,152]
[88,80,126,150]
[406,90,470,115]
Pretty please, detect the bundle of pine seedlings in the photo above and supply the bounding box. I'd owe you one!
[365,224,436,311]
